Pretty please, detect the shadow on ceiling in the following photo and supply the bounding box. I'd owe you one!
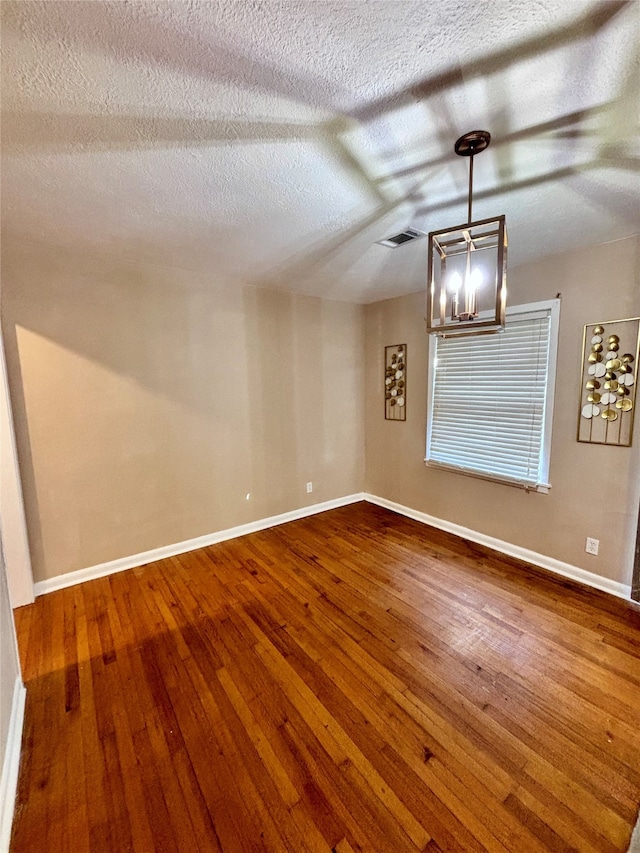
[2,0,637,288]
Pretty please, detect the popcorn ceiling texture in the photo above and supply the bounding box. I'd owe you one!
[1,0,639,303]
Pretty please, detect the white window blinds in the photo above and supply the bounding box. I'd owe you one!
[427,305,557,489]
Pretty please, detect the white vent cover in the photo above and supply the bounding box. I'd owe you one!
[376,227,427,248]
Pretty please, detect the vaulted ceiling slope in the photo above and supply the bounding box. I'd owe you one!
[2,1,639,303]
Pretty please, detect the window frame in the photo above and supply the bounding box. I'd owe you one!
[425,298,561,493]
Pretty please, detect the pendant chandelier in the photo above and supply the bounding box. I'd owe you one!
[426,130,507,336]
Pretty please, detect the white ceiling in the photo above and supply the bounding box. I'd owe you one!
[2,0,639,303]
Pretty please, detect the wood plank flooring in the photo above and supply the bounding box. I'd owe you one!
[10,502,640,852]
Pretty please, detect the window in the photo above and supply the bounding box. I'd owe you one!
[426,299,560,492]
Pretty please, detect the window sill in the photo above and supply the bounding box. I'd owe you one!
[424,459,551,494]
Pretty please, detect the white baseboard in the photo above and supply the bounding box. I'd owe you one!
[34,493,365,597]
[33,490,632,602]
[0,677,26,853]
[364,494,632,600]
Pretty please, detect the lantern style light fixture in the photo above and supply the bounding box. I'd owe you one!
[426,130,507,336]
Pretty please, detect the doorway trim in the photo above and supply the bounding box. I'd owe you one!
[0,329,34,607]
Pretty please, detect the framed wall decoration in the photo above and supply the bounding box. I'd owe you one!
[385,344,406,420]
[577,317,640,446]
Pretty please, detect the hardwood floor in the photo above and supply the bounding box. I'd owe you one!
[10,502,640,852]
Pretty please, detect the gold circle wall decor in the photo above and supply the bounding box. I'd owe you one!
[578,318,639,446]
[384,344,407,420]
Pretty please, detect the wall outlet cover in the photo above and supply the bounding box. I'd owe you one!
[585,537,599,556]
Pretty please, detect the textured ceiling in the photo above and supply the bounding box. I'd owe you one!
[2,0,639,303]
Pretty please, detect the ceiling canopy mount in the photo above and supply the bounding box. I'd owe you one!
[454,130,491,157]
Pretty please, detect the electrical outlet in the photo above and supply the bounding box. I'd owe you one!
[306,482,313,493]
[585,537,599,556]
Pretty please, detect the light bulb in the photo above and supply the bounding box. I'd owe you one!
[469,267,483,290]
[448,271,462,294]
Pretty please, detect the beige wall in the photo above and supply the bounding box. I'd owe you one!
[365,236,640,586]
[2,241,365,583]
[4,236,640,589]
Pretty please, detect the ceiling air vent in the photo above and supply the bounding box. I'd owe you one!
[376,227,427,248]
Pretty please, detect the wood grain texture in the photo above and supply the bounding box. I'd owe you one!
[10,502,640,852]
